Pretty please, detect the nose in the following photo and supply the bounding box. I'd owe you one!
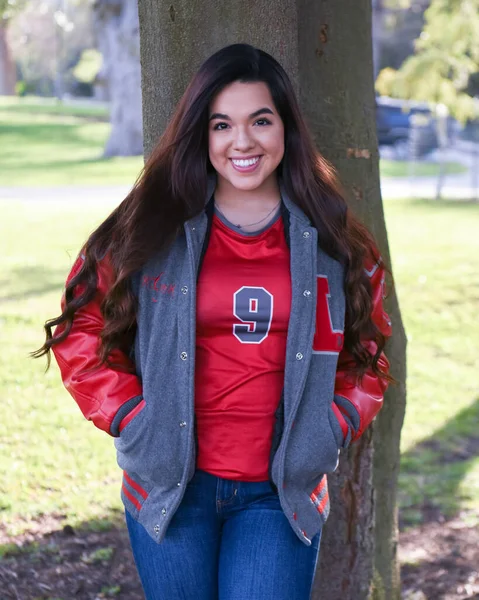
[232,126,254,152]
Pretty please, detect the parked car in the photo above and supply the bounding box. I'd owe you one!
[376,96,439,159]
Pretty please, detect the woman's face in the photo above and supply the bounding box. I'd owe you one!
[208,81,285,193]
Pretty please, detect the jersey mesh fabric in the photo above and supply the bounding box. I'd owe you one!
[195,212,292,481]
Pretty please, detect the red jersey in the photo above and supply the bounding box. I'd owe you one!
[195,211,292,481]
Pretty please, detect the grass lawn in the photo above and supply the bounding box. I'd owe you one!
[1,194,478,538]
[380,159,467,178]
[0,96,144,187]
[0,96,110,119]
[386,197,479,527]
[0,198,125,535]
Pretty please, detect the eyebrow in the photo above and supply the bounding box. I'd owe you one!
[209,107,274,121]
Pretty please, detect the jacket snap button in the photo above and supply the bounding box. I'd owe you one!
[303,290,311,297]
[303,231,310,238]
[180,352,188,360]
[181,286,188,294]
[161,508,167,516]
[177,482,181,487]
[154,524,160,534]
[179,421,187,428]
[296,352,303,360]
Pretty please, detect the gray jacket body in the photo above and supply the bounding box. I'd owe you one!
[114,178,349,547]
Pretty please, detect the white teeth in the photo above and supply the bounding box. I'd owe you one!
[232,157,260,167]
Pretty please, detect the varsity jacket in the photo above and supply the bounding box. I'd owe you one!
[52,178,392,546]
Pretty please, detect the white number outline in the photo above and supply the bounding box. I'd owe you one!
[233,286,273,344]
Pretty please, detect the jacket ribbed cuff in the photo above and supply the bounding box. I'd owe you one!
[110,395,144,437]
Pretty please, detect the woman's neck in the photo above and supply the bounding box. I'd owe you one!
[214,175,281,210]
[213,176,282,233]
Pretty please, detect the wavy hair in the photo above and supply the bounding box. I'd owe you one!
[33,43,393,383]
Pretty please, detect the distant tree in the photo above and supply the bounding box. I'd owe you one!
[377,0,479,123]
[372,0,384,79]
[377,0,429,74]
[7,0,94,98]
[92,0,142,156]
[0,0,19,95]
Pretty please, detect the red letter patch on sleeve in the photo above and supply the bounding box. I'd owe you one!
[312,275,344,355]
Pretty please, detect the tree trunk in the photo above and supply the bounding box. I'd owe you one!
[137,1,407,598]
[93,0,143,156]
[0,21,16,96]
[297,4,407,599]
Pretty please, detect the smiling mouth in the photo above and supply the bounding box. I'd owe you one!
[229,156,262,172]
[231,156,260,167]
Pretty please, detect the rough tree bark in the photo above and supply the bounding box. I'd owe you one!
[0,21,15,95]
[93,0,143,156]
[137,2,407,598]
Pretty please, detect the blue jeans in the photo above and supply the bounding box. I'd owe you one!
[125,469,321,599]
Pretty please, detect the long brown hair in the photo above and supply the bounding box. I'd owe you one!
[33,43,392,382]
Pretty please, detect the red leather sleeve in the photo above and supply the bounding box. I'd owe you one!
[52,254,143,436]
[333,256,392,442]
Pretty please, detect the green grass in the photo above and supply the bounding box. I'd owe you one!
[0,96,144,187]
[0,96,110,119]
[380,159,467,177]
[0,194,478,536]
[0,198,124,533]
[384,197,479,526]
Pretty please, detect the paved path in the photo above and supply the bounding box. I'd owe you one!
[380,140,479,200]
[381,174,479,200]
[0,185,131,202]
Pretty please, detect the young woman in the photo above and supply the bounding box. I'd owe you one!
[35,43,393,600]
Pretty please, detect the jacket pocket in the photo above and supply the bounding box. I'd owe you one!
[115,403,149,453]
[119,399,146,434]
[286,401,341,483]
[114,404,161,481]
[328,403,345,449]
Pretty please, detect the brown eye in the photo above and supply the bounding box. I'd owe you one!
[213,122,229,131]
